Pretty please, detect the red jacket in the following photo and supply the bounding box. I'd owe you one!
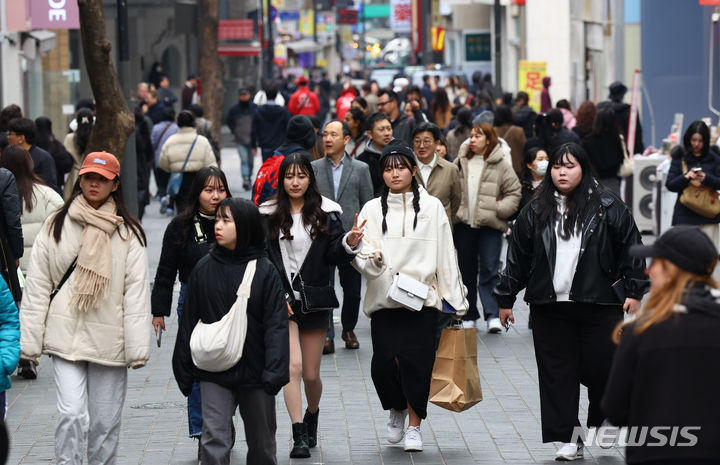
[335,88,357,121]
[288,87,320,116]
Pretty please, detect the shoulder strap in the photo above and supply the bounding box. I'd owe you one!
[179,136,199,174]
[237,259,257,298]
[153,123,172,151]
[50,256,78,301]
[681,159,688,174]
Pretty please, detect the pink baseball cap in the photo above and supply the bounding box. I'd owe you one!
[79,151,121,179]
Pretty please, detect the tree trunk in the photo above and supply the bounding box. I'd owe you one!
[77,0,135,162]
[199,0,225,147]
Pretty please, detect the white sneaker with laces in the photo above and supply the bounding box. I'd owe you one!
[555,442,584,461]
[461,319,476,329]
[386,409,407,444]
[487,317,503,333]
[403,426,423,452]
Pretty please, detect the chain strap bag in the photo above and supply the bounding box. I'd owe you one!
[190,259,256,372]
[679,160,720,219]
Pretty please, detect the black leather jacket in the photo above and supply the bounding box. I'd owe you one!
[494,190,649,308]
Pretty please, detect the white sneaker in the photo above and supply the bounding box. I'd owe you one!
[555,442,584,461]
[487,317,503,333]
[403,426,423,452]
[461,319,476,329]
[387,409,407,444]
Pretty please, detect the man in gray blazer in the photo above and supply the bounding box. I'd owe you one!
[312,120,374,353]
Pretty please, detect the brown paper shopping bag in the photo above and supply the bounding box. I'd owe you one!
[429,327,482,412]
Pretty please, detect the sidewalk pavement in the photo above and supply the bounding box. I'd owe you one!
[5,148,627,464]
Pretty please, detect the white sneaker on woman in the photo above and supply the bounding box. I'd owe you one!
[487,317,503,333]
[555,442,584,461]
[403,426,423,451]
[461,319,477,329]
[387,409,407,444]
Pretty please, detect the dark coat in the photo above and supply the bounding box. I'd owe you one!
[172,246,289,396]
[494,189,649,308]
[227,101,257,146]
[0,168,23,301]
[356,140,384,197]
[262,203,355,307]
[665,147,720,225]
[601,284,720,464]
[251,104,291,153]
[28,146,58,192]
[597,100,644,155]
[582,133,624,179]
[312,155,374,231]
[152,214,216,317]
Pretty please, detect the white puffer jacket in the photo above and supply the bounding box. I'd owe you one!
[19,184,63,274]
[20,214,151,367]
[353,186,468,316]
[158,127,217,173]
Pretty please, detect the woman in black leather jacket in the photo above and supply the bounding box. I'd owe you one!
[494,142,648,461]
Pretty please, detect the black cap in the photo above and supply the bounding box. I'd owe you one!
[630,226,719,276]
[380,140,415,162]
[285,115,317,150]
[238,87,251,94]
[609,81,628,98]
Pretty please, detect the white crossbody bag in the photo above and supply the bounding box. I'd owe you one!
[190,259,256,372]
[382,238,430,311]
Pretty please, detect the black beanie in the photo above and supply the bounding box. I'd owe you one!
[285,115,317,150]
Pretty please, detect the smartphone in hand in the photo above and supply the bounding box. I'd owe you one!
[156,328,163,348]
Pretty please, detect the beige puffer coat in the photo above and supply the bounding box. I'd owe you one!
[20,214,151,367]
[455,140,521,232]
[158,127,217,173]
[19,184,64,274]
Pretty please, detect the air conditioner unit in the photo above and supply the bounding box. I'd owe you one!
[652,157,676,235]
[632,156,666,233]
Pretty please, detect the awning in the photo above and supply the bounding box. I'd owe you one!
[218,44,261,57]
[285,39,321,54]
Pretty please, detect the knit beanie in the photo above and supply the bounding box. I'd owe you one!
[285,115,317,150]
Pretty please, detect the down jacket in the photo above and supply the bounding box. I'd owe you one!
[455,140,521,231]
[19,184,63,274]
[158,127,217,174]
[0,275,19,393]
[20,215,151,367]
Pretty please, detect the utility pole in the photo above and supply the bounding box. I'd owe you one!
[493,0,502,91]
[117,0,137,216]
[264,0,274,81]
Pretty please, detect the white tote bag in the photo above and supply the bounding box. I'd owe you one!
[190,259,256,372]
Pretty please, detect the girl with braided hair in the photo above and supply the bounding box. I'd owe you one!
[353,142,468,453]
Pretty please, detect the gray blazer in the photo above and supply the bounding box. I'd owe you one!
[312,155,374,231]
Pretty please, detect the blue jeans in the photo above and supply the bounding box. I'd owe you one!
[236,144,253,182]
[177,284,203,438]
[454,224,502,321]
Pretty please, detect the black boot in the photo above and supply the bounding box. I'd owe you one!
[290,422,310,458]
[303,408,319,448]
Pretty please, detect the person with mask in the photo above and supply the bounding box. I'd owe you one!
[518,147,549,213]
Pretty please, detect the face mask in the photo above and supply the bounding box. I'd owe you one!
[533,159,549,176]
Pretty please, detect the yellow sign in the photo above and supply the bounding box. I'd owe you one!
[300,10,314,36]
[518,61,547,113]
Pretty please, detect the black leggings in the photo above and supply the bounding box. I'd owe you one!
[370,308,438,419]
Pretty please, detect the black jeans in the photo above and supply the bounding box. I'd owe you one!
[328,262,362,340]
[530,301,623,443]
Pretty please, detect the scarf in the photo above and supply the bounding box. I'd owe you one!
[67,195,124,311]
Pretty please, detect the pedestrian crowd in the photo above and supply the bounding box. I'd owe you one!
[0,71,719,465]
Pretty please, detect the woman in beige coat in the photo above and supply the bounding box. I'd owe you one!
[454,122,521,332]
[19,151,150,465]
[158,110,217,215]
[62,108,94,201]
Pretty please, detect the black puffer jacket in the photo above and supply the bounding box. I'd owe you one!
[0,168,23,301]
[172,246,289,396]
[151,214,216,317]
[494,189,648,308]
[602,283,720,464]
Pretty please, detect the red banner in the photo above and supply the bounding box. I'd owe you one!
[218,20,254,40]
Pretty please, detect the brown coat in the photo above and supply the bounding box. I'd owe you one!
[414,155,462,226]
[446,125,471,161]
[455,140,521,232]
[494,123,527,174]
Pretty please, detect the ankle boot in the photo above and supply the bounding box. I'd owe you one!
[290,422,311,458]
[303,408,319,448]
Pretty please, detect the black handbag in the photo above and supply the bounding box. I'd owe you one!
[294,273,339,314]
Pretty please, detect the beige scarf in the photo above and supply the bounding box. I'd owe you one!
[67,195,124,311]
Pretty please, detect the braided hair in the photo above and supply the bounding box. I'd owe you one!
[379,144,421,234]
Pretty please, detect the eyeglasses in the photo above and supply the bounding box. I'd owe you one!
[377,100,390,107]
[413,139,434,147]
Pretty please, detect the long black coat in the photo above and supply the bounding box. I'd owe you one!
[172,246,289,396]
[0,168,23,301]
[494,189,648,308]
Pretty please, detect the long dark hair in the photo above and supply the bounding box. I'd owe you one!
[73,108,94,155]
[682,120,710,158]
[591,108,621,139]
[0,146,44,211]
[34,117,57,151]
[379,147,420,234]
[534,142,601,239]
[215,198,266,253]
[431,88,451,115]
[174,167,231,250]
[268,153,327,241]
[50,174,147,246]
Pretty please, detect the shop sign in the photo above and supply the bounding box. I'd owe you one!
[30,0,79,29]
[518,60,547,112]
[390,0,411,33]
